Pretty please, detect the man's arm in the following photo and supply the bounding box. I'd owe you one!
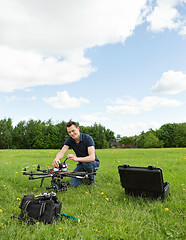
[52,145,69,167]
[67,146,95,162]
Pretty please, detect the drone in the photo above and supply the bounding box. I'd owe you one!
[22,158,96,192]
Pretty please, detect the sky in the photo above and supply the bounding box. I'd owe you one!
[0,0,186,137]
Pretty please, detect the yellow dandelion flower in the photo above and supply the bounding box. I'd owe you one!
[85,192,89,194]
[59,227,62,230]
[92,203,95,205]
[106,198,109,201]
[165,208,169,211]
[0,223,3,226]
[124,198,126,201]
[0,209,3,213]
[95,229,98,232]
[101,192,104,195]
[16,172,18,174]
[17,198,21,201]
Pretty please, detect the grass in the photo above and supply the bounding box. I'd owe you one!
[0,148,185,240]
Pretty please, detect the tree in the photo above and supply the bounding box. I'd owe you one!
[80,123,111,149]
[1,117,185,149]
[134,131,163,148]
[105,129,115,148]
[119,136,134,148]
[26,120,43,149]
[156,123,186,148]
[44,120,60,149]
[174,123,186,147]
[93,123,109,149]
[12,121,26,148]
[0,118,13,149]
[56,121,68,148]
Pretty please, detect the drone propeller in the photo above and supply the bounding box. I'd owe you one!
[21,166,30,172]
[23,166,29,169]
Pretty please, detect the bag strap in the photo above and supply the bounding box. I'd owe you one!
[39,202,46,217]
[22,200,31,213]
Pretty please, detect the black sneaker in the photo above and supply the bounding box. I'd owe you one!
[89,179,96,186]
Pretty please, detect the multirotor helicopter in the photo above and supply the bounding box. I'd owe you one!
[22,158,96,192]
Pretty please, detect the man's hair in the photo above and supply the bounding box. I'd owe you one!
[66,121,79,128]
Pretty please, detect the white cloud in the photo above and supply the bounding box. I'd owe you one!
[151,70,186,94]
[120,117,186,136]
[80,113,109,126]
[0,0,147,52]
[120,121,163,136]
[179,25,186,35]
[0,0,148,92]
[5,96,19,103]
[5,95,36,102]
[0,46,94,92]
[43,91,89,109]
[146,0,186,33]
[107,96,183,115]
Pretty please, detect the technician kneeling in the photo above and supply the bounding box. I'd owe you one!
[52,121,100,187]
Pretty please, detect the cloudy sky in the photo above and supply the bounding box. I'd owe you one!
[0,0,186,136]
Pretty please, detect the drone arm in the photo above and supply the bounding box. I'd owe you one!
[29,174,53,180]
[23,172,51,176]
[63,171,96,179]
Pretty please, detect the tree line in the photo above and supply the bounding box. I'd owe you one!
[0,118,115,149]
[119,122,186,148]
[0,118,185,149]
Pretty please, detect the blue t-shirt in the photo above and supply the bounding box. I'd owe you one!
[64,133,99,162]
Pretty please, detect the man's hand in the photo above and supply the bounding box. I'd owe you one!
[67,154,78,162]
[52,159,61,168]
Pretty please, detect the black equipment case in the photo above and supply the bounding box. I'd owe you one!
[118,165,170,200]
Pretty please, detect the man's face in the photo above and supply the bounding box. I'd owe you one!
[67,124,80,141]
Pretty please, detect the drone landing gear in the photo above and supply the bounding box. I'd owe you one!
[46,177,68,192]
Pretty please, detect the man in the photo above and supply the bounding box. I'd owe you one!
[52,121,100,187]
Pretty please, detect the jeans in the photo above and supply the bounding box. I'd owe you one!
[70,161,100,187]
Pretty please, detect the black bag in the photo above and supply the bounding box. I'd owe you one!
[18,192,62,224]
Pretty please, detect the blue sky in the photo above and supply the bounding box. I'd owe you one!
[0,0,186,136]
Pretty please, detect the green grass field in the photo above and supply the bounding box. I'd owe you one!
[0,148,185,240]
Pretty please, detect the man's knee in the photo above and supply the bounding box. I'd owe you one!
[82,162,94,172]
[70,178,83,187]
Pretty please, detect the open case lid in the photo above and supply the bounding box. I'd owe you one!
[118,165,164,192]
